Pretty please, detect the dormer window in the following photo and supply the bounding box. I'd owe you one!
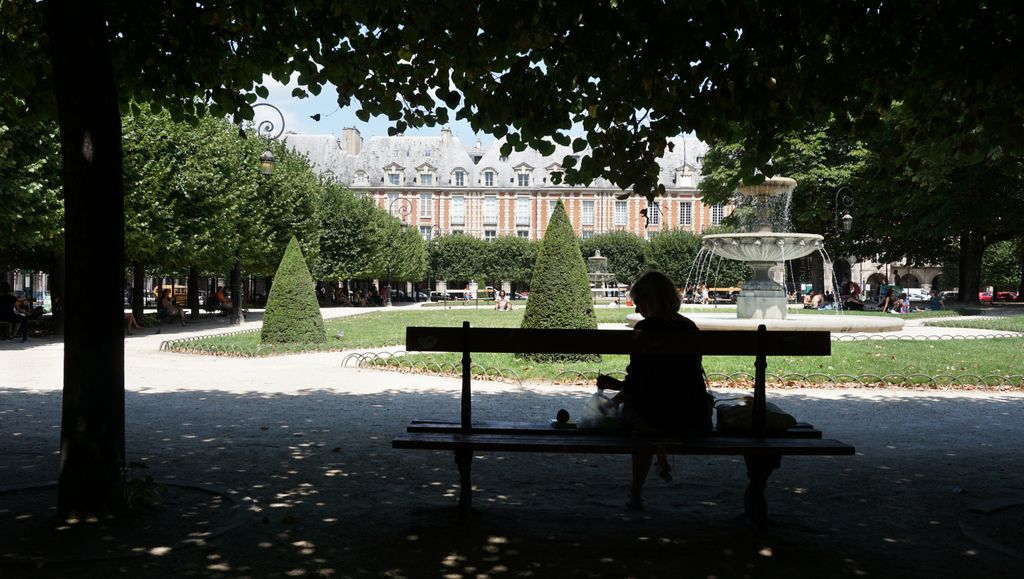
[676,165,697,188]
[353,171,369,186]
[415,163,437,187]
[546,163,564,185]
[482,169,495,187]
[451,168,466,187]
[383,162,404,186]
[514,163,534,187]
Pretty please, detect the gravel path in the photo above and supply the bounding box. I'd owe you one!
[1,306,1022,578]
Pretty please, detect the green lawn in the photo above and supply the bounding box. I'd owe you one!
[169,307,1024,386]
[925,316,1024,332]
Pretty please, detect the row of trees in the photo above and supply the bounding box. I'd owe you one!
[421,228,751,290]
[1,104,428,318]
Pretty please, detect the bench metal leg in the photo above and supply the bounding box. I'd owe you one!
[454,449,472,517]
[743,454,781,527]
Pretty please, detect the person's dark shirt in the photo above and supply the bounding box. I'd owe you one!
[622,314,709,432]
[0,293,19,320]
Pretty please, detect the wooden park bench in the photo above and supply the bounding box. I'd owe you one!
[392,323,855,526]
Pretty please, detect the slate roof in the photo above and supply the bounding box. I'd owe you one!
[285,130,709,191]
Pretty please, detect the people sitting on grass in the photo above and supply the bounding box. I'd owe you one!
[810,291,825,309]
[928,290,945,311]
[876,288,896,312]
[495,290,512,311]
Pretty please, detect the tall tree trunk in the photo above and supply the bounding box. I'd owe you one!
[230,252,242,324]
[187,264,200,320]
[50,250,65,336]
[47,0,126,519]
[1016,242,1024,298]
[958,230,986,304]
[132,261,144,321]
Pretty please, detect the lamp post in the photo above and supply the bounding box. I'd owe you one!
[425,224,442,302]
[385,197,415,306]
[231,102,284,325]
[834,186,854,233]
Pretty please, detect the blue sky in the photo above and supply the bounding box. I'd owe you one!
[255,74,494,149]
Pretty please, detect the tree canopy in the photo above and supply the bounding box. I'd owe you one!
[8,0,1024,519]
[9,2,1023,199]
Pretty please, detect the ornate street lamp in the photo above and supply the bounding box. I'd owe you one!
[230,102,285,324]
[835,186,854,233]
[425,224,442,302]
[386,197,415,306]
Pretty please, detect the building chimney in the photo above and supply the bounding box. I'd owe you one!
[441,126,452,147]
[341,127,362,155]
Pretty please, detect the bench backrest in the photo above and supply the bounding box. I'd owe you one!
[406,326,830,356]
[404,323,830,436]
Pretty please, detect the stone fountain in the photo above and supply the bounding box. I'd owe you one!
[702,177,820,320]
[627,175,903,333]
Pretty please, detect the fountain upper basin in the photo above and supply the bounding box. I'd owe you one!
[703,232,824,263]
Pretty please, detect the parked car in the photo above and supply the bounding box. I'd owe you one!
[906,288,930,302]
[978,292,993,304]
[993,291,1018,302]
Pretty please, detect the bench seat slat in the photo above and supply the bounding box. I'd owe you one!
[392,432,855,456]
[406,327,830,356]
[407,420,825,439]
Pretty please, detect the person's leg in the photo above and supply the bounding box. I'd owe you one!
[14,313,28,341]
[655,452,672,482]
[628,451,653,510]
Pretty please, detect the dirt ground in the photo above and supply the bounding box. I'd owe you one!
[1,321,1023,578]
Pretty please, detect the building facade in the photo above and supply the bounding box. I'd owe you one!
[285,127,729,241]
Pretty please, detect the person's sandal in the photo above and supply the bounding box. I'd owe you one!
[626,495,645,511]
[657,462,672,483]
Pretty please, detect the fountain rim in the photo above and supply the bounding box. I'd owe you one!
[735,176,797,197]
[702,232,824,242]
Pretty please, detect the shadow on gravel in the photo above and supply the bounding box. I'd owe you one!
[1,388,1022,578]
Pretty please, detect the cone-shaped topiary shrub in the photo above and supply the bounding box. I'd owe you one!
[261,236,326,344]
[520,200,599,362]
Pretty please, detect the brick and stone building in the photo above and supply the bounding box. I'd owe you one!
[285,127,729,241]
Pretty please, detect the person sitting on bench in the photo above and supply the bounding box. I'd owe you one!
[596,270,713,511]
[212,286,233,316]
[158,288,186,326]
[1,282,29,342]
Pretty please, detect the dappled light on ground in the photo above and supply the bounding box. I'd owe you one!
[1,386,1023,576]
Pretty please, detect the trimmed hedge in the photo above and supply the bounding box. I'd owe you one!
[520,200,599,362]
[261,236,326,344]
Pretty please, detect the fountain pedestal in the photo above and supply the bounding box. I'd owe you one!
[737,262,789,318]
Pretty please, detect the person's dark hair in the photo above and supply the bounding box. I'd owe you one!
[629,270,681,315]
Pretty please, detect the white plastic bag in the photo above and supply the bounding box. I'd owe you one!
[578,390,622,429]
